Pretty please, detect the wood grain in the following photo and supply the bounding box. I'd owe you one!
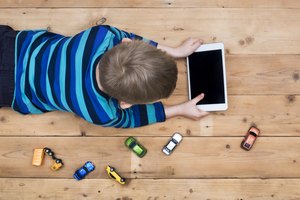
[1,178,300,200]
[1,93,299,136]
[0,0,299,8]
[1,137,300,178]
[0,8,299,54]
[0,110,81,136]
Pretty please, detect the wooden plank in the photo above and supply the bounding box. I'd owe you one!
[0,54,299,137]
[0,137,131,178]
[226,55,300,94]
[1,178,300,200]
[87,95,300,137]
[1,137,300,178]
[1,94,299,136]
[0,8,300,54]
[0,110,81,136]
[176,55,300,96]
[0,0,299,8]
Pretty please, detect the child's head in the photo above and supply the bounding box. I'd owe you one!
[98,40,177,105]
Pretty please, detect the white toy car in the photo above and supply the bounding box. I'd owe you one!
[162,133,183,155]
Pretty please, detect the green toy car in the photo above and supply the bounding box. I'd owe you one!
[125,137,147,157]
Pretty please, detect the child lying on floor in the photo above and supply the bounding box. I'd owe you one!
[0,25,208,128]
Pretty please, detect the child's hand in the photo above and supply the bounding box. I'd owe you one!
[177,93,209,120]
[157,38,203,58]
[164,93,209,120]
[172,38,203,58]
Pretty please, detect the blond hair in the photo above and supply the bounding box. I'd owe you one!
[99,40,177,104]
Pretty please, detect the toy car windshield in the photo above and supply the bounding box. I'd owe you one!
[73,161,95,180]
[162,132,183,156]
[129,141,136,149]
[125,137,147,157]
[166,141,176,150]
[106,166,126,185]
[249,131,258,136]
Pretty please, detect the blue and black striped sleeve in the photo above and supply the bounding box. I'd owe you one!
[102,101,166,128]
[102,25,158,47]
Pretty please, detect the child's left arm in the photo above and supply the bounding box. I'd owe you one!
[157,38,203,58]
[103,25,202,58]
[102,25,158,47]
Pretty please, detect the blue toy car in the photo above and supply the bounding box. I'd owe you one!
[73,161,95,180]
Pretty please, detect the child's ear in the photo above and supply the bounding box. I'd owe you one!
[121,38,132,43]
[119,101,133,109]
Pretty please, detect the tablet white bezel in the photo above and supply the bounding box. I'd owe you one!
[186,42,228,111]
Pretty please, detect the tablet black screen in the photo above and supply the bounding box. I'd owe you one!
[188,49,225,104]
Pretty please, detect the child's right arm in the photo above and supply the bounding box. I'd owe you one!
[164,93,209,120]
[159,38,208,120]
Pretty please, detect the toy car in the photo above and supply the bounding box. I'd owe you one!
[73,161,95,180]
[106,165,126,185]
[125,137,147,157]
[162,132,183,156]
[51,159,63,171]
[241,126,260,151]
[32,148,45,166]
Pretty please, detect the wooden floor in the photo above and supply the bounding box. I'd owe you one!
[1,1,300,199]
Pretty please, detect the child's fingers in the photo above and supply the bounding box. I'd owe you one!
[191,39,203,50]
[193,109,209,120]
[190,38,203,44]
[191,93,205,104]
[192,109,209,120]
[193,39,203,45]
[121,38,132,43]
[198,110,209,117]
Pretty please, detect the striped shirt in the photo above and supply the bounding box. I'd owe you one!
[13,25,166,128]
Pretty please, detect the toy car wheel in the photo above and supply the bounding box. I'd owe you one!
[55,159,62,164]
[44,148,51,153]
[121,178,125,182]
[110,167,115,172]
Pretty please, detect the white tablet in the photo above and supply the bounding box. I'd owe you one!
[187,43,228,111]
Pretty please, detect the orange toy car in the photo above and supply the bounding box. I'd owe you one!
[241,127,260,151]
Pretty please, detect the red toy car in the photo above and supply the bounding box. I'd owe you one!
[241,127,260,151]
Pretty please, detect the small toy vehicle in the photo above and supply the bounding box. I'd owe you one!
[106,165,126,185]
[44,147,64,170]
[162,132,183,155]
[73,161,95,180]
[51,159,63,171]
[32,148,45,166]
[241,126,260,151]
[125,137,147,158]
